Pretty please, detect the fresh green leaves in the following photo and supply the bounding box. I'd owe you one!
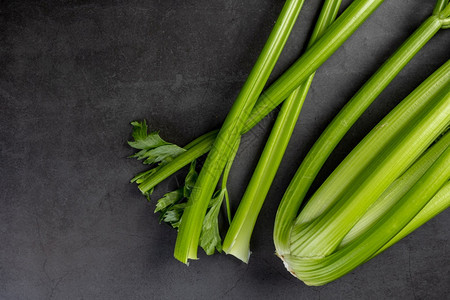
[200,189,226,255]
[183,160,198,198]
[141,159,224,255]
[128,121,225,254]
[128,120,186,196]
[161,203,186,229]
[128,120,186,165]
[153,161,198,229]
[155,189,184,214]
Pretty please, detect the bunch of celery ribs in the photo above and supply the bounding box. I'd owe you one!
[127,0,450,286]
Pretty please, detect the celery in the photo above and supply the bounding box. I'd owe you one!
[127,0,450,278]
[275,59,450,285]
[222,0,342,263]
[283,143,450,286]
[274,3,450,255]
[135,0,387,196]
[373,180,450,256]
[290,82,449,258]
[339,130,450,248]
[174,0,307,264]
[175,0,392,264]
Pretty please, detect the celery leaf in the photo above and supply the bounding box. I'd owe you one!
[155,189,184,213]
[128,120,185,165]
[200,189,225,255]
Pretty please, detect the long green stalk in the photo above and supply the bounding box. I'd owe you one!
[274,5,450,255]
[277,62,450,285]
[290,84,449,257]
[374,180,450,256]
[138,3,450,198]
[285,143,450,286]
[222,0,342,263]
[175,0,391,264]
[174,0,307,264]
[137,0,387,197]
[339,130,450,248]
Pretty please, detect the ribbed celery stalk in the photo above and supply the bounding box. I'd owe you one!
[434,0,448,15]
[174,0,307,264]
[175,0,391,264]
[373,180,450,255]
[285,143,450,286]
[222,0,342,263]
[339,130,450,248]
[274,2,450,255]
[290,85,449,258]
[276,60,450,285]
[137,0,387,198]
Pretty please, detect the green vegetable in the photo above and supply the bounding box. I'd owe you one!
[126,0,449,283]
[275,58,450,285]
[154,189,183,216]
[175,0,392,264]
[200,189,226,255]
[374,180,450,256]
[128,120,185,166]
[292,71,449,257]
[283,140,450,286]
[222,0,342,263]
[174,0,307,264]
[146,158,226,255]
[339,130,450,248]
[153,160,198,229]
[274,0,450,255]
[136,129,218,194]
[134,0,387,197]
[128,120,186,196]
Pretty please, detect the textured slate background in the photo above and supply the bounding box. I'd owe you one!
[1,0,449,299]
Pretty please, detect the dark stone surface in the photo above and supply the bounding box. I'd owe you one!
[1,0,449,299]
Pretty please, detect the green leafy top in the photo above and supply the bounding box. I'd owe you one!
[199,189,225,255]
[128,121,224,255]
[153,161,198,228]
[128,120,186,165]
[128,120,186,195]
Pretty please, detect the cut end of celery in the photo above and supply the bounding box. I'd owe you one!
[174,240,199,265]
[174,253,198,266]
[224,243,251,264]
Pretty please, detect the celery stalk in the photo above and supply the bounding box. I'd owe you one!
[284,144,450,286]
[174,0,307,264]
[339,130,450,248]
[222,0,342,263]
[275,11,449,255]
[289,78,450,258]
[275,58,450,285]
[374,180,450,256]
[136,0,388,196]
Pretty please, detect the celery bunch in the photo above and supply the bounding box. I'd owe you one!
[126,0,450,285]
[275,60,450,285]
[129,0,386,263]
